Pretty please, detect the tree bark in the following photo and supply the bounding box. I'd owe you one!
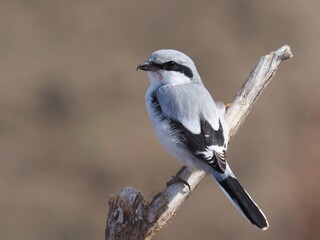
[106,45,293,240]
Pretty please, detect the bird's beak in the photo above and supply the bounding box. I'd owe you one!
[137,60,158,71]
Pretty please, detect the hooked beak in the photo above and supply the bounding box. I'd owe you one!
[136,60,158,71]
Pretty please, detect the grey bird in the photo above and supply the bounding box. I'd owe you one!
[137,49,268,230]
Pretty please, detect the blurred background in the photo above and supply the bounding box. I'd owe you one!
[1,0,319,239]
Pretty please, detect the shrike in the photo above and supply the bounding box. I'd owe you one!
[137,49,268,230]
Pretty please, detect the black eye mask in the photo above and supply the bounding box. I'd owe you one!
[154,61,194,78]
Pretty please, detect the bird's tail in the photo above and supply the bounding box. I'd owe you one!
[210,165,269,230]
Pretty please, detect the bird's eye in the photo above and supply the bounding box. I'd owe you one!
[163,61,177,69]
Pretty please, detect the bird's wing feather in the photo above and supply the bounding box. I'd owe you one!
[168,116,227,172]
[153,84,227,172]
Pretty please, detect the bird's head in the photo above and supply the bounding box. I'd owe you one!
[137,49,200,87]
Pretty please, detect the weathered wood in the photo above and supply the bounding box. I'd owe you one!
[106,45,293,240]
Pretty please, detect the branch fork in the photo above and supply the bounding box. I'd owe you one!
[106,45,293,240]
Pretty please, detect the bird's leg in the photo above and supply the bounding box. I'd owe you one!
[167,173,191,191]
[225,102,232,110]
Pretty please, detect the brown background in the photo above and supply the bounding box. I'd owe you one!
[1,1,320,239]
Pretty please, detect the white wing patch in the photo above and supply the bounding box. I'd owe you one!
[195,145,214,162]
[195,145,226,164]
[213,145,226,160]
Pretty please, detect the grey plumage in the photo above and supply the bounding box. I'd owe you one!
[156,82,224,135]
[138,49,268,230]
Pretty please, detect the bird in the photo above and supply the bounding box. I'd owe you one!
[137,49,269,230]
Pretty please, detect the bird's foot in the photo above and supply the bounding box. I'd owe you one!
[167,175,191,190]
[225,102,232,110]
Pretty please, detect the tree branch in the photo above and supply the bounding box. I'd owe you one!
[106,45,293,240]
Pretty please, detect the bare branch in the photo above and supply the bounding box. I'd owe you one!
[106,45,293,240]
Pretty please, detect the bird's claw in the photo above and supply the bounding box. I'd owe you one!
[225,102,232,109]
[167,176,191,190]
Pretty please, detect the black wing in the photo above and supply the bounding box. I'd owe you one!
[152,93,227,173]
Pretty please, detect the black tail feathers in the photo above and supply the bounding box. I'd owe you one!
[218,176,269,230]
